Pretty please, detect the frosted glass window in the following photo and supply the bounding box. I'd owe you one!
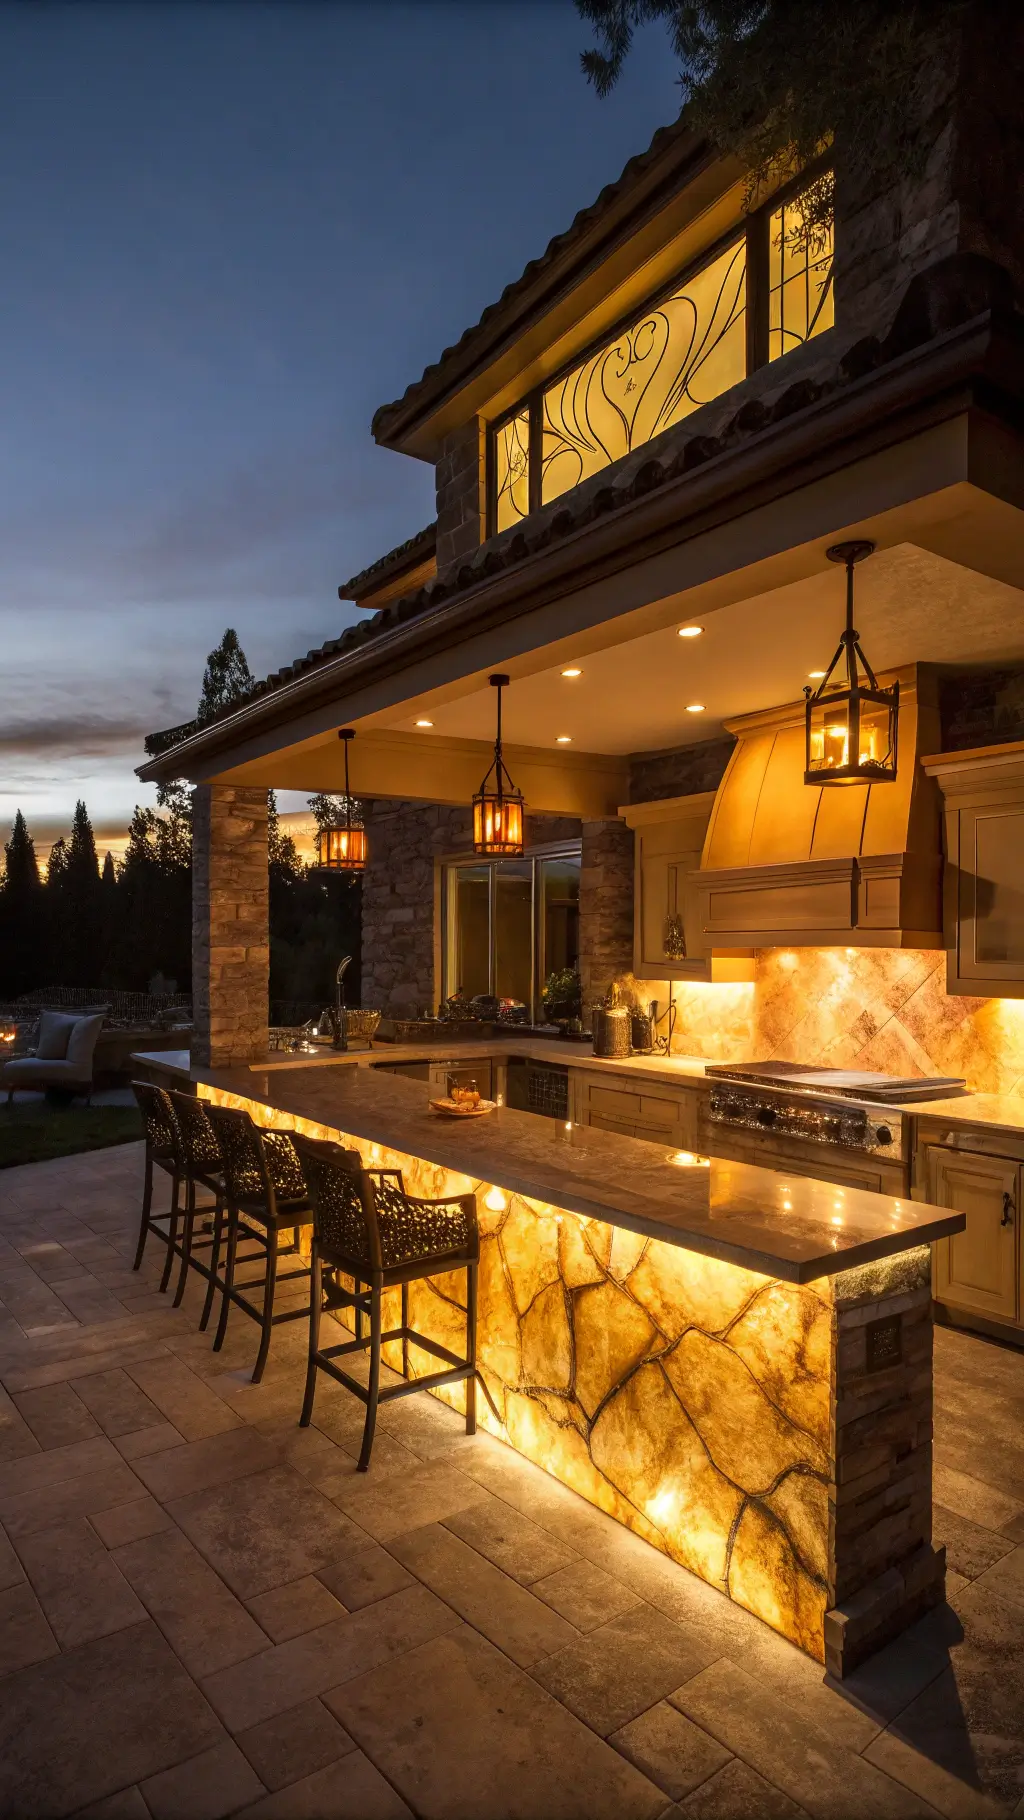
[768,185,834,361]
[494,409,531,532]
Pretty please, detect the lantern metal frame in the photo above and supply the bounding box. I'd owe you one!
[315,729,367,872]
[473,675,525,857]
[804,540,899,788]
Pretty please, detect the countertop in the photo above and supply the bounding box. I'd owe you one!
[141,1054,963,1285]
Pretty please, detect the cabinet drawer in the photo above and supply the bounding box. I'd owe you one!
[588,1085,644,1120]
[588,1112,637,1138]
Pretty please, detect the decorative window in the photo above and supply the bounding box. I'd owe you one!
[768,190,834,361]
[489,172,833,535]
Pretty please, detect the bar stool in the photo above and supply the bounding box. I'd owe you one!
[166,1090,225,1323]
[130,1081,183,1291]
[293,1133,487,1471]
[204,1103,312,1382]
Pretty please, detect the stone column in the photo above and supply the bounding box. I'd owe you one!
[360,801,473,1017]
[191,785,269,1067]
[578,818,634,1012]
[435,419,485,579]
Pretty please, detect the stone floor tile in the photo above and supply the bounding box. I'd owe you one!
[16,1518,147,1649]
[610,1701,733,1802]
[441,1488,578,1584]
[533,1601,716,1738]
[132,1424,282,1502]
[169,1463,365,1600]
[864,1727,1008,1819]
[327,1456,489,1541]
[329,1624,667,1820]
[250,1418,353,1486]
[390,1521,580,1666]
[0,1620,224,1819]
[0,1520,26,1591]
[124,1356,242,1441]
[973,1543,1024,1609]
[671,1658,940,1819]
[0,1432,118,1503]
[0,1580,59,1675]
[12,1380,103,1449]
[113,1524,269,1678]
[247,1575,348,1643]
[2,1337,174,1394]
[534,1556,643,1631]
[141,1738,266,1820]
[1,1459,145,1538]
[0,1383,42,1463]
[236,1698,356,1793]
[90,1494,175,1548]
[933,1465,1024,1535]
[718,1610,885,1752]
[114,1421,186,1460]
[933,1507,1016,1583]
[203,1584,460,1732]
[70,1366,167,1437]
[828,1603,955,1730]
[315,1538,415,1612]
[234,1750,414,1819]
[72,1785,152,1819]
[677,1758,809,1818]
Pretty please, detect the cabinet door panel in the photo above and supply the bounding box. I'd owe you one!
[927,1147,1018,1322]
[958,806,1024,982]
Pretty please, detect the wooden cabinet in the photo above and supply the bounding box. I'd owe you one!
[620,792,752,982]
[926,1145,1019,1324]
[922,741,1024,998]
[575,1071,701,1148]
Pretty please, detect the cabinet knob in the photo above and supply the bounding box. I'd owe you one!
[875,1126,893,1147]
[1002,1191,1015,1228]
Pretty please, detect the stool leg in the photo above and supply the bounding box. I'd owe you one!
[401,1281,409,1381]
[133,1148,153,1271]
[357,1281,382,1472]
[300,1245,322,1428]
[159,1171,181,1293]
[199,1196,223,1333]
[252,1223,279,1384]
[172,1177,195,1308]
[465,1261,478,1436]
[354,1275,363,1343]
[213,1208,239,1352]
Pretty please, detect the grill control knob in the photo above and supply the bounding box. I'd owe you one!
[875,1125,894,1146]
[756,1106,777,1126]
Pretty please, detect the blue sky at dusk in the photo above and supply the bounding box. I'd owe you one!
[0,2,677,852]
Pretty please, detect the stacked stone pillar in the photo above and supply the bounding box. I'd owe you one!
[578,818,634,1013]
[191,785,269,1067]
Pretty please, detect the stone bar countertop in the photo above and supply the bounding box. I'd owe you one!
[165,1056,962,1284]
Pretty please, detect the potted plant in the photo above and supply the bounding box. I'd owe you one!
[541,966,582,1026]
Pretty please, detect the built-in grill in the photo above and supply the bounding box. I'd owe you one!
[699,1063,965,1195]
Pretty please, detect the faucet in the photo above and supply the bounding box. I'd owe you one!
[331,955,351,1051]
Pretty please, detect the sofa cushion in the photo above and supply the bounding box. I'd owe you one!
[65,1014,104,1071]
[35,1012,78,1060]
[2,1058,92,1086]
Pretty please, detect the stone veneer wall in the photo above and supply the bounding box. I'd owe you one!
[360,800,582,1017]
[435,419,485,579]
[578,819,634,1012]
[670,946,1024,1097]
[191,784,269,1066]
[628,737,735,806]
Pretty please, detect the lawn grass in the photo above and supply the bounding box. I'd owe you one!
[0,1104,143,1170]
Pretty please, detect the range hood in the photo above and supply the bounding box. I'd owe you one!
[696,664,943,949]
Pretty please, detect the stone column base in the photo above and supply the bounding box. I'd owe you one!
[824,1541,946,1678]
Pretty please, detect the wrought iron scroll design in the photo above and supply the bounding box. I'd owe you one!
[494,409,530,533]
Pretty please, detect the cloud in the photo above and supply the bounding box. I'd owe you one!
[0,712,153,760]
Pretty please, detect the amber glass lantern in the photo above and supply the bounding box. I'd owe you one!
[804,541,898,787]
[473,674,525,857]
[316,729,367,872]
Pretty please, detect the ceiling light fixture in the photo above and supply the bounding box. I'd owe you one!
[561,667,582,677]
[685,703,705,713]
[678,626,704,638]
[473,675,525,857]
[805,541,898,787]
[415,718,433,728]
[556,735,572,744]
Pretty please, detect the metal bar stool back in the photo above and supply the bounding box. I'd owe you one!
[203,1103,312,1382]
[294,1133,490,1471]
[130,1080,184,1292]
[166,1090,225,1325]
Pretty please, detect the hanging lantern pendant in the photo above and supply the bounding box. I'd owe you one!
[473,674,525,856]
[316,729,367,871]
[804,541,899,787]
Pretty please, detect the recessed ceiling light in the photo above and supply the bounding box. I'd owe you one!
[685,703,705,713]
[415,718,433,728]
[808,670,826,679]
[678,626,704,638]
[556,734,572,743]
[561,666,582,677]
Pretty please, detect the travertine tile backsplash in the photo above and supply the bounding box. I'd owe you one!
[671,948,1024,1097]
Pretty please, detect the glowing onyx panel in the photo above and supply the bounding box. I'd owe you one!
[540,240,747,508]
[494,409,531,532]
[768,186,834,361]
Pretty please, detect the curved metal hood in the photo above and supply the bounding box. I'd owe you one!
[696,664,944,948]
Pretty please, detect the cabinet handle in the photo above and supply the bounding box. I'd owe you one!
[1002,1191,1015,1227]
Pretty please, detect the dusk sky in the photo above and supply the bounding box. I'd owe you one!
[1,2,677,855]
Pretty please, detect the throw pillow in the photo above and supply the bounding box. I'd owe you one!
[66,1015,105,1072]
[35,1011,78,1060]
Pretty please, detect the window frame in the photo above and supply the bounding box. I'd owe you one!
[487,161,832,538]
[440,840,582,1020]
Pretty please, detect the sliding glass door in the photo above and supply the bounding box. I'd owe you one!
[442,845,580,1020]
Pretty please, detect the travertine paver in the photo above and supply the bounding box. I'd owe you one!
[0,1141,1022,1816]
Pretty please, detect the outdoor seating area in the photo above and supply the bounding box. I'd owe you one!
[1,1135,1024,1818]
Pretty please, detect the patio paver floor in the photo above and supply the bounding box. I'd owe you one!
[1,1141,1023,1817]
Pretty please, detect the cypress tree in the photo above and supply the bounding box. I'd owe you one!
[0,811,44,995]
